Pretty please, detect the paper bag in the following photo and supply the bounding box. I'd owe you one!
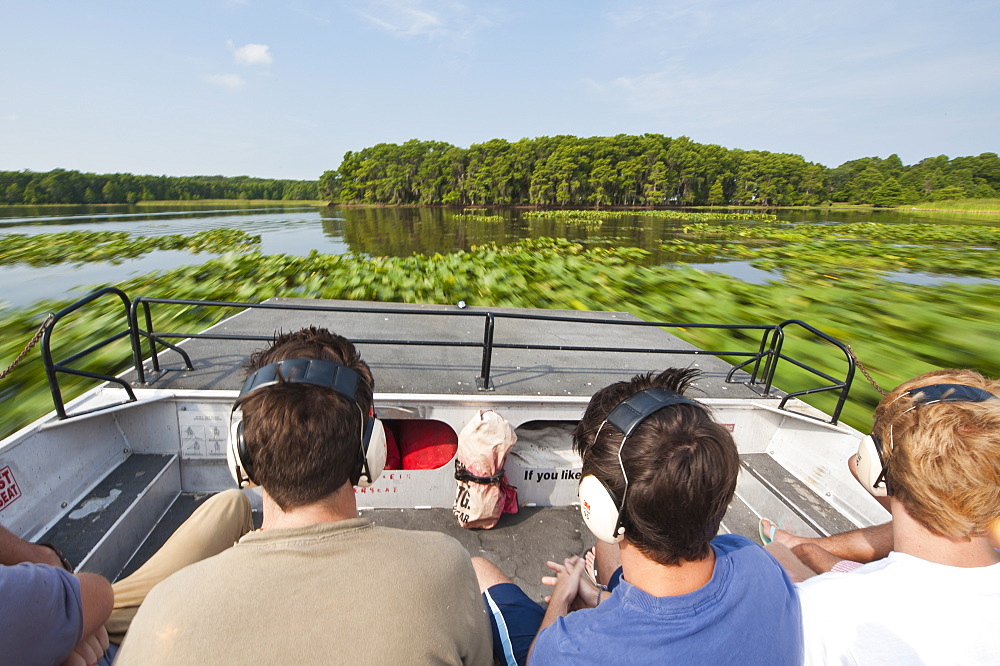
[453,410,519,529]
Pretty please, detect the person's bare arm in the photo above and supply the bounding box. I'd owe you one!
[764,517,893,565]
[75,573,114,641]
[57,573,115,666]
[811,522,893,563]
[777,453,892,564]
[790,543,847,575]
[0,524,65,568]
[529,556,586,659]
[764,542,820,583]
[541,557,599,609]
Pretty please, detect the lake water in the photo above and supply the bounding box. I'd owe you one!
[1,204,996,309]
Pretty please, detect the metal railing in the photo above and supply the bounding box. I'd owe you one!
[40,290,857,423]
[40,288,138,419]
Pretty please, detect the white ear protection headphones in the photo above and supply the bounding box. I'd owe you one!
[856,383,998,497]
[228,358,387,489]
[578,388,702,544]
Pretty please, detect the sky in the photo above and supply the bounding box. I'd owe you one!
[1,0,998,181]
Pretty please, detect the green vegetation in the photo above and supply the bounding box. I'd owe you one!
[520,209,779,230]
[2,216,999,438]
[522,210,778,222]
[453,213,505,223]
[322,135,1000,207]
[0,230,260,266]
[121,199,326,207]
[0,169,319,205]
[664,221,1000,279]
[675,221,1000,244]
[907,198,1000,212]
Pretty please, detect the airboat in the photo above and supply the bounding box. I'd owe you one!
[0,288,887,599]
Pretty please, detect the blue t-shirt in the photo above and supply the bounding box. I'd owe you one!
[0,563,116,666]
[530,534,803,665]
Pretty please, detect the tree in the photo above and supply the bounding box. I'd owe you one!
[3,182,21,204]
[314,137,1000,207]
[708,180,725,205]
[871,178,905,207]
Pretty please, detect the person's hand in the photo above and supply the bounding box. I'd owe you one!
[541,556,597,612]
[534,556,594,638]
[61,625,109,666]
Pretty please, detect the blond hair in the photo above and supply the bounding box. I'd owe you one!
[874,369,1000,538]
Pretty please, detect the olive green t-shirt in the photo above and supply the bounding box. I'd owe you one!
[115,519,492,665]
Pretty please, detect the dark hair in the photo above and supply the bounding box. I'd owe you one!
[573,368,739,565]
[240,326,374,510]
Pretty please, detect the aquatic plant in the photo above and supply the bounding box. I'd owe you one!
[2,236,998,438]
[0,229,261,266]
[453,213,505,223]
[523,210,778,223]
[677,221,1000,244]
[664,221,1000,280]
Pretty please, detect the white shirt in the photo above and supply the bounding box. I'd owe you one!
[796,551,1000,665]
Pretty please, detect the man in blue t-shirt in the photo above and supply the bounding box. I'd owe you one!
[473,368,803,665]
[0,526,114,666]
[0,489,252,665]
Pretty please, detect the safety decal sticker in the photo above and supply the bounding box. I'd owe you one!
[0,465,22,512]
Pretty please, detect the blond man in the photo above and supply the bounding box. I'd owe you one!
[781,369,1000,665]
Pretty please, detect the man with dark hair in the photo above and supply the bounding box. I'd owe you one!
[473,368,802,665]
[116,327,492,664]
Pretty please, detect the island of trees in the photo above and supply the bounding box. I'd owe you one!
[0,170,318,205]
[320,135,1000,207]
[4,136,997,208]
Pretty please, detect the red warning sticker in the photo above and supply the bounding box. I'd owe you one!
[0,465,22,512]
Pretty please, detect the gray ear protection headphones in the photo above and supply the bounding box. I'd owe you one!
[855,383,998,497]
[228,358,387,489]
[578,388,702,543]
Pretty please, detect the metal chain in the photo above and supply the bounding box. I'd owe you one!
[846,344,885,397]
[0,313,55,381]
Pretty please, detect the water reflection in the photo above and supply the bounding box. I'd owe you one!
[332,207,722,264]
[0,203,316,228]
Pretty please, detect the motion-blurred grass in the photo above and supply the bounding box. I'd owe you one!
[2,220,998,438]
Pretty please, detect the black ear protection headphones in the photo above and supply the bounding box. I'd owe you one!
[855,383,998,497]
[228,358,387,490]
[578,388,702,543]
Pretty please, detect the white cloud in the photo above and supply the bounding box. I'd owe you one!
[356,0,494,48]
[205,74,246,90]
[359,0,447,37]
[229,42,274,66]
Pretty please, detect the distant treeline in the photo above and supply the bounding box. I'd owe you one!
[0,169,319,205]
[320,135,1000,207]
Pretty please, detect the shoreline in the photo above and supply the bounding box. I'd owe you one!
[323,202,1000,214]
[2,201,998,215]
[0,199,325,209]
